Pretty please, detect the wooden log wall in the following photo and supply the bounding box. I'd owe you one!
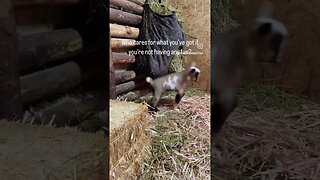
[109,0,145,98]
[0,0,108,120]
[21,61,82,103]
[13,0,82,7]
[0,0,23,120]
[18,29,83,71]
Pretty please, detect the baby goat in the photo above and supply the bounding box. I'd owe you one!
[146,63,201,112]
[212,1,288,134]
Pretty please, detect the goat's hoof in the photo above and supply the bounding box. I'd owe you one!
[148,106,158,112]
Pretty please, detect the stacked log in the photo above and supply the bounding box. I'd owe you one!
[112,52,135,64]
[115,70,136,84]
[0,0,111,120]
[109,0,144,97]
[110,0,144,15]
[20,62,82,104]
[18,29,83,71]
[110,8,142,27]
[109,36,116,99]
[13,0,82,7]
[110,23,139,39]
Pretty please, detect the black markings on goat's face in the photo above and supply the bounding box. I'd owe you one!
[190,67,201,81]
[254,18,288,64]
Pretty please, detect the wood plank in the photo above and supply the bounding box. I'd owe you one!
[0,0,23,120]
[110,23,139,39]
[116,81,136,95]
[18,29,82,70]
[14,0,81,7]
[115,70,136,84]
[111,38,136,52]
[20,62,82,104]
[110,0,143,15]
[127,0,144,6]
[112,52,135,64]
[109,8,142,26]
[109,36,116,99]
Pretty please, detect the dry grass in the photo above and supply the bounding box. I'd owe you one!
[169,53,185,73]
[140,92,211,180]
[131,80,320,179]
[213,83,320,179]
[212,0,239,34]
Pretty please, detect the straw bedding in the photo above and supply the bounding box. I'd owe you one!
[132,82,320,179]
[213,84,320,179]
[109,100,150,180]
[139,92,211,179]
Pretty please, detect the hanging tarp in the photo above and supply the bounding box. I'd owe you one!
[135,0,186,78]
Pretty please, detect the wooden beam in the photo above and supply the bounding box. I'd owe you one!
[18,29,82,71]
[116,81,136,95]
[0,0,23,120]
[110,23,139,39]
[110,0,144,15]
[112,52,135,64]
[111,38,136,52]
[109,36,116,99]
[110,8,142,27]
[17,24,53,36]
[115,70,136,84]
[20,62,82,104]
[127,0,144,6]
[14,0,81,7]
[40,93,106,127]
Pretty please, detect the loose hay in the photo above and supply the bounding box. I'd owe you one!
[140,93,211,179]
[169,53,185,73]
[109,100,151,180]
[213,83,320,179]
[212,0,240,34]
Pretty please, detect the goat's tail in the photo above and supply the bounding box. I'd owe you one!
[146,77,154,85]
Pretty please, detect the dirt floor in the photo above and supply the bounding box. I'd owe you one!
[0,120,106,180]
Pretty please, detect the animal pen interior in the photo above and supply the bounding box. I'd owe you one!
[109,0,211,179]
[212,1,320,179]
[0,0,107,179]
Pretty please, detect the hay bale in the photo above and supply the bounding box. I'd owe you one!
[109,100,150,180]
